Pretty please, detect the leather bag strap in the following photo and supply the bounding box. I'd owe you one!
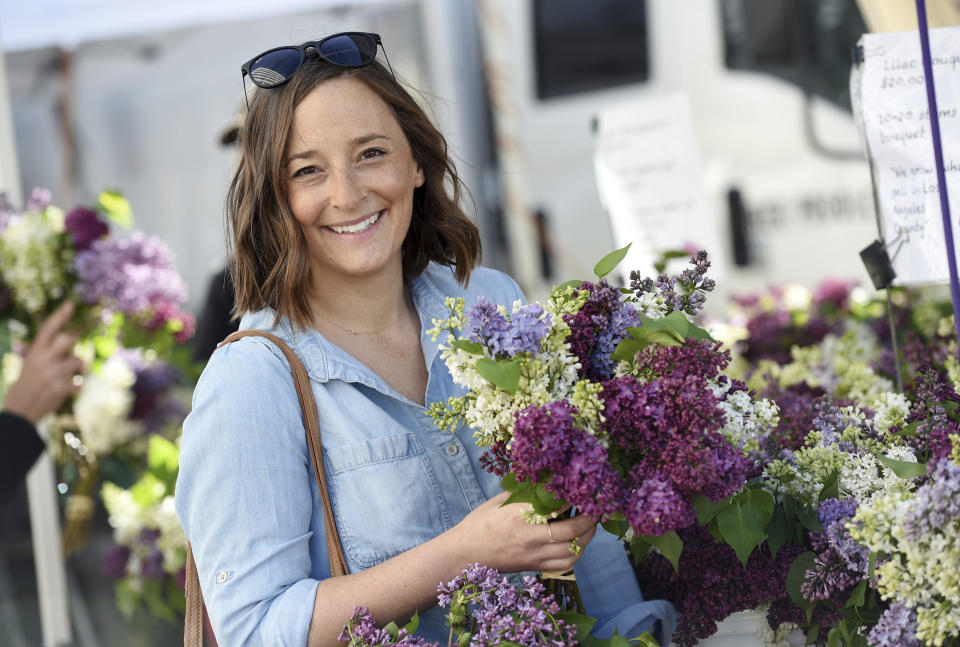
[184,329,348,647]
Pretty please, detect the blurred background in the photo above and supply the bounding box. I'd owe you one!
[1,0,958,645]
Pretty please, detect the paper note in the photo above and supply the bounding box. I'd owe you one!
[860,27,960,284]
[593,93,724,280]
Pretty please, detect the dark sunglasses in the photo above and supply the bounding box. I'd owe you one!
[241,32,392,93]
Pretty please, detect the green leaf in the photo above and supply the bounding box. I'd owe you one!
[877,454,927,479]
[130,472,166,506]
[601,518,630,538]
[531,482,565,516]
[654,249,691,273]
[786,552,817,609]
[868,551,877,578]
[693,495,728,525]
[558,279,585,291]
[641,531,683,572]
[97,189,133,227]
[475,356,521,393]
[892,421,921,438]
[838,620,851,642]
[827,627,840,647]
[382,621,400,640]
[594,243,632,279]
[796,504,824,532]
[457,631,472,647]
[147,435,180,483]
[743,487,775,524]
[765,505,792,559]
[845,580,867,608]
[640,311,715,343]
[717,499,767,566]
[806,622,821,645]
[611,336,646,363]
[629,537,652,563]
[556,611,596,643]
[819,469,840,502]
[403,612,420,635]
[114,580,138,618]
[632,633,662,647]
[451,339,484,354]
[500,473,535,506]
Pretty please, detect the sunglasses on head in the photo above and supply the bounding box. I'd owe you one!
[241,32,392,94]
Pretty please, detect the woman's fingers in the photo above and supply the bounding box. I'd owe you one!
[33,301,74,347]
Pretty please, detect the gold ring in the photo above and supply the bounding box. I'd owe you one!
[547,523,558,543]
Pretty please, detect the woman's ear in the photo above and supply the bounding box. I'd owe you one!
[415,165,425,188]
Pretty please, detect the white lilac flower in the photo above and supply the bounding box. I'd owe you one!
[0,209,71,316]
[871,392,911,436]
[154,496,187,572]
[73,354,141,456]
[102,482,144,545]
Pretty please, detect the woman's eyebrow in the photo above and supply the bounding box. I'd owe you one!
[286,134,392,165]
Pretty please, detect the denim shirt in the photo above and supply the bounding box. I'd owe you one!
[175,263,676,646]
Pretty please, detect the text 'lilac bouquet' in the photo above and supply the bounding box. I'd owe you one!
[428,246,781,567]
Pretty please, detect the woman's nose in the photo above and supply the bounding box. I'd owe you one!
[329,167,364,210]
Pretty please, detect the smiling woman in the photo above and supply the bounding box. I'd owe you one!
[174,32,676,647]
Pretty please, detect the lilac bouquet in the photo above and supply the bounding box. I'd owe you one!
[0,188,196,555]
[428,247,779,569]
[340,563,659,647]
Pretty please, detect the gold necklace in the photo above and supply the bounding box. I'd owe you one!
[314,305,404,336]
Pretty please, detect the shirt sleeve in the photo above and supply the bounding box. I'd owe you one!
[0,411,45,502]
[175,337,321,646]
[574,527,677,646]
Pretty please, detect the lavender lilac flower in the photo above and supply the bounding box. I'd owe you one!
[562,278,639,381]
[465,297,551,358]
[437,564,575,647]
[868,602,921,647]
[74,231,188,320]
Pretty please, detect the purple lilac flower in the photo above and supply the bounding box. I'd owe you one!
[636,523,803,647]
[814,498,870,574]
[510,401,624,521]
[436,564,575,647]
[74,231,188,317]
[812,279,856,311]
[101,544,131,580]
[902,366,960,460]
[64,207,109,251]
[465,298,551,358]
[478,441,511,476]
[800,547,857,601]
[868,602,921,647]
[562,278,629,381]
[755,385,826,454]
[901,459,960,542]
[630,251,715,316]
[339,607,439,647]
[25,187,52,212]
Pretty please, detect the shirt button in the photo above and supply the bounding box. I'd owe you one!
[217,571,228,584]
[445,444,459,456]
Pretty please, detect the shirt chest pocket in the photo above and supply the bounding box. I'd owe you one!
[323,433,450,570]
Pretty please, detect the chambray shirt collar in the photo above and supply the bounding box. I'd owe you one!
[236,267,452,392]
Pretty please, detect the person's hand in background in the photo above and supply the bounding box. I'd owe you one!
[4,301,84,424]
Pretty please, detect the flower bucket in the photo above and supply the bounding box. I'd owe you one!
[687,611,805,647]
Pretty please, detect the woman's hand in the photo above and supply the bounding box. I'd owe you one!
[4,302,84,425]
[449,492,598,573]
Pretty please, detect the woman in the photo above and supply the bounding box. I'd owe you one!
[175,33,675,647]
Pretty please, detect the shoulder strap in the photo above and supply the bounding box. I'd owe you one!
[184,329,349,647]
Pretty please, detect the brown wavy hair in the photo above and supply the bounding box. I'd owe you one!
[226,53,482,328]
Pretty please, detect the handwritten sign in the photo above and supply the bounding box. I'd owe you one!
[593,93,724,279]
[860,27,960,284]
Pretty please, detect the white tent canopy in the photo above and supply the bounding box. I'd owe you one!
[0,0,400,52]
